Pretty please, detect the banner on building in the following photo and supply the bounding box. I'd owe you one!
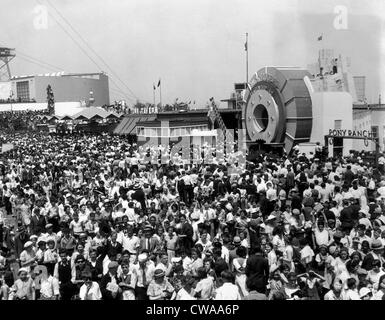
[1,143,14,153]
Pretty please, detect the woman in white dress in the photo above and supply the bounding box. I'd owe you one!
[232,245,248,298]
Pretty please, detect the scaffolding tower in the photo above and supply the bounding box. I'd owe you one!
[0,47,15,82]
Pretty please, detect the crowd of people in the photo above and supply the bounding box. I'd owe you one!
[0,110,48,133]
[0,131,385,300]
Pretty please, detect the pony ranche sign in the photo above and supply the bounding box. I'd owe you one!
[328,129,376,138]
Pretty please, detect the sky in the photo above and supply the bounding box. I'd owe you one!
[1,0,385,106]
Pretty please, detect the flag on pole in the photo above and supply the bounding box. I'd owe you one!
[317,34,323,41]
[157,79,161,87]
[153,83,156,90]
[244,41,247,51]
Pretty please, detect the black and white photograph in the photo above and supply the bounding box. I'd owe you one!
[0,0,385,306]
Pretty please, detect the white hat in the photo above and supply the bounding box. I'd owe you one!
[304,190,312,197]
[359,287,372,299]
[266,214,276,221]
[24,241,34,248]
[18,267,29,275]
[138,253,148,263]
[190,211,200,220]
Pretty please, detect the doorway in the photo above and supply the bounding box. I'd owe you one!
[333,137,343,157]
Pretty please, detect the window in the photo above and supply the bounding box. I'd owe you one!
[16,81,30,101]
[334,120,342,130]
[371,126,378,138]
[161,128,168,137]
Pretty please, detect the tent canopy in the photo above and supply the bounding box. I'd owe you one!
[106,112,120,119]
[72,107,110,120]
[60,115,73,121]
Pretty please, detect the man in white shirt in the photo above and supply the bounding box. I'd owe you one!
[215,271,241,300]
[133,253,155,300]
[79,272,102,300]
[171,276,195,300]
[36,269,60,300]
[117,226,140,263]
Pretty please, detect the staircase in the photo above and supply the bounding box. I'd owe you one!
[208,100,233,141]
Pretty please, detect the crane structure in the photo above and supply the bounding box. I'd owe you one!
[0,47,16,82]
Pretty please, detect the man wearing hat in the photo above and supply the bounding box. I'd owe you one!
[147,268,174,300]
[359,287,373,300]
[30,207,47,235]
[131,180,146,211]
[134,253,155,300]
[14,226,29,258]
[8,267,35,300]
[228,236,241,271]
[139,224,159,254]
[100,261,122,300]
[19,241,37,272]
[361,239,384,270]
[44,223,58,247]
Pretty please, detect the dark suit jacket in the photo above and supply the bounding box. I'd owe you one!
[106,240,123,257]
[245,253,269,289]
[214,257,228,277]
[181,223,193,240]
[88,255,104,282]
[30,215,46,234]
[131,189,146,210]
[100,273,121,300]
[139,236,159,253]
[361,253,376,271]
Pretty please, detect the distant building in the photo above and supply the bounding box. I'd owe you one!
[353,76,366,102]
[318,49,334,74]
[352,104,385,152]
[9,72,109,105]
[0,72,109,115]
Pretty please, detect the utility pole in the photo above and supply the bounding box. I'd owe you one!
[245,33,249,86]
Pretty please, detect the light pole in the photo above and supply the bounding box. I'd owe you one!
[89,89,95,107]
[9,89,13,113]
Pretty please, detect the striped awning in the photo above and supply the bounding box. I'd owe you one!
[114,116,156,135]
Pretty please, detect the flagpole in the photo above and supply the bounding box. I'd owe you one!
[159,79,162,107]
[153,83,156,112]
[246,32,249,86]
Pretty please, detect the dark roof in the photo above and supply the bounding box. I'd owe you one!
[137,117,209,127]
[114,115,156,135]
[72,107,110,120]
[353,103,385,110]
